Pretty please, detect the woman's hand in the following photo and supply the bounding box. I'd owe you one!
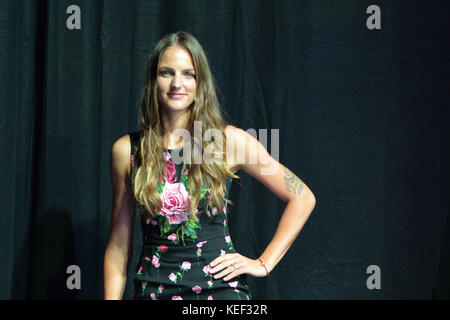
[209,253,267,281]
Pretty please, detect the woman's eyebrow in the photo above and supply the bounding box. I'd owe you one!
[158,66,195,72]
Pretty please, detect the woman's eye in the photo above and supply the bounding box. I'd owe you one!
[159,70,195,78]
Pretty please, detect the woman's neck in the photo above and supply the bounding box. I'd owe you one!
[160,107,191,149]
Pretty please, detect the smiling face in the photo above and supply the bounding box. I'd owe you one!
[156,46,197,113]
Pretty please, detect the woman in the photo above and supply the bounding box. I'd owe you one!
[103,31,316,300]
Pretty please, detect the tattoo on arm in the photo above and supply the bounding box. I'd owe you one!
[283,167,304,196]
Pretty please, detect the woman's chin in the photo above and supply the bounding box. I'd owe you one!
[161,102,193,113]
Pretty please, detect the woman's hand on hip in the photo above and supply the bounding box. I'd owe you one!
[208,253,266,281]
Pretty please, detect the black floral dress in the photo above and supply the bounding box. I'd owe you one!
[129,131,252,300]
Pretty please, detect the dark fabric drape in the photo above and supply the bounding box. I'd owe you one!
[1,0,448,299]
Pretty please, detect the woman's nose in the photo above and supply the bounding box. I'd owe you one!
[171,74,181,88]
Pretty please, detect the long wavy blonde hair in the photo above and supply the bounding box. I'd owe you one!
[132,31,238,223]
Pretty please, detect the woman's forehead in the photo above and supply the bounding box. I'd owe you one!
[159,46,194,68]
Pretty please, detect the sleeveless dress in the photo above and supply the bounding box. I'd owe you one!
[129,131,252,300]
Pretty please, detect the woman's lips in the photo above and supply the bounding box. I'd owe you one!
[168,93,186,99]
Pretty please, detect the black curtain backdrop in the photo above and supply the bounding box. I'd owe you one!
[1,0,449,300]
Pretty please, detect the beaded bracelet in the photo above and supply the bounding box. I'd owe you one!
[258,258,269,276]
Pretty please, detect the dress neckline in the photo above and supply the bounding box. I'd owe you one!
[163,146,185,151]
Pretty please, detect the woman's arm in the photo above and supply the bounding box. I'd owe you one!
[209,125,316,279]
[103,135,136,299]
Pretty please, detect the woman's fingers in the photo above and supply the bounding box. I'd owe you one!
[223,261,247,281]
[209,253,248,280]
[213,265,235,279]
[209,253,237,272]
[209,253,267,280]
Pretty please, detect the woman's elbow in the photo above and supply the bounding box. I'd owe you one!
[304,189,316,212]
[309,192,316,211]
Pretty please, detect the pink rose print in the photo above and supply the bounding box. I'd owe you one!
[220,249,226,256]
[181,261,191,271]
[153,245,167,270]
[165,161,176,183]
[196,249,202,265]
[192,285,202,299]
[163,152,171,161]
[151,255,161,278]
[162,152,177,183]
[150,292,156,300]
[208,295,213,300]
[196,240,207,265]
[211,206,218,216]
[192,285,202,294]
[168,233,178,243]
[196,241,207,248]
[203,265,214,285]
[144,256,150,262]
[159,183,190,224]
[169,272,177,283]
[137,266,143,275]
[172,295,183,300]
[203,265,212,275]
[225,235,234,250]
[228,281,241,299]
[154,284,163,298]
[152,255,160,268]
[150,219,158,225]
[192,286,202,294]
[141,281,147,296]
[177,261,191,281]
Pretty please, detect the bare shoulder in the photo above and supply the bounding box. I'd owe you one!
[111,134,132,177]
[224,124,247,142]
[224,125,249,173]
[224,124,259,151]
